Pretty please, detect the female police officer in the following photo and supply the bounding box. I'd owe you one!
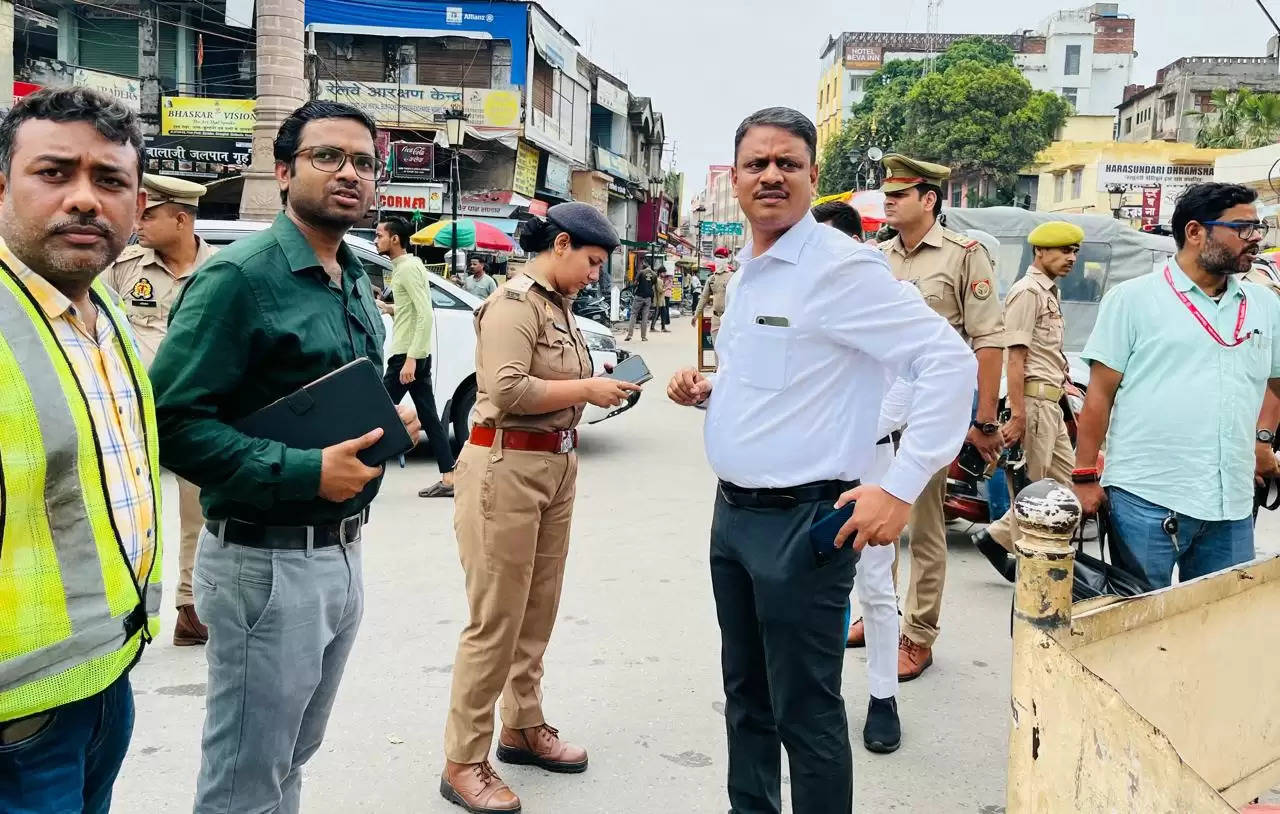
[441,203,640,813]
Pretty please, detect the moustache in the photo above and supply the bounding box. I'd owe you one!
[49,218,114,239]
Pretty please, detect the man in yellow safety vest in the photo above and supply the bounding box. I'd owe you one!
[0,87,161,813]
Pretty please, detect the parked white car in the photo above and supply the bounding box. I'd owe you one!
[195,220,638,449]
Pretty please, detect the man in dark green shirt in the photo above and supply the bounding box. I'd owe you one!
[151,101,420,814]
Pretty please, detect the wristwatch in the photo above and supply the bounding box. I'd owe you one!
[1258,429,1276,444]
[972,420,999,435]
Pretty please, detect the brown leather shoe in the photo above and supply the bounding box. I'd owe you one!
[439,760,521,813]
[846,617,866,649]
[173,604,208,646]
[496,724,588,773]
[897,634,933,681]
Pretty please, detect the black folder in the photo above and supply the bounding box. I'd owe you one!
[234,357,415,467]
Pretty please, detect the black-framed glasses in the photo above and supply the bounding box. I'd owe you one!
[293,146,380,181]
[1201,220,1269,241]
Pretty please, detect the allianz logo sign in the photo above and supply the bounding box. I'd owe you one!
[445,7,495,24]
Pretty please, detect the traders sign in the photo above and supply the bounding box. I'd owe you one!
[74,68,140,112]
[161,97,256,136]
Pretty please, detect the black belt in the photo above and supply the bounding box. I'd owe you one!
[207,509,368,550]
[718,479,859,510]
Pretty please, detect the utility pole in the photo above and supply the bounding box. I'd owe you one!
[239,0,306,221]
[138,1,160,135]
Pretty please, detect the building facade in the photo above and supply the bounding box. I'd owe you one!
[1117,56,1280,144]
[815,2,1135,153]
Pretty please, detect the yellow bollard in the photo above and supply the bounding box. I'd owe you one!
[1007,478,1080,814]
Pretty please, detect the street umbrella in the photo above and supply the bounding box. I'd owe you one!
[411,218,515,252]
[848,190,887,231]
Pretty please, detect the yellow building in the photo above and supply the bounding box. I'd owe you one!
[816,58,845,155]
[1029,138,1240,225]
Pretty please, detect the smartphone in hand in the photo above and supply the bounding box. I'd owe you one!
[809,503,855,566]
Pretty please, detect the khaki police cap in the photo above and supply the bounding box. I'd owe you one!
[880,154,951,193]
[1028,221,1085,248]
[142,174,207,210]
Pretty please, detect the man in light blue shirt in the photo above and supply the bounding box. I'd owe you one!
[1074,183,1280,589]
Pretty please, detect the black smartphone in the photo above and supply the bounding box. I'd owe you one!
[809,503,855,565]
[605,354,653,386]
[955,441,987,478]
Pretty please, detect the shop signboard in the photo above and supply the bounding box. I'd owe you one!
[596,147,634,181]
[843,45,883,70]
[1097,161,1214,222]
[441,190,532,218]
[595,76,629,117]
[544,154,572,196]
[145,135,251,180]
[74,68,140,112]
[514,142,540,198]
[1140,186,1162,230]
[378,182,446,214]
[392,142,436,181]
[319,81,520,130]
[162,97,256,136]
[700,220,745,236]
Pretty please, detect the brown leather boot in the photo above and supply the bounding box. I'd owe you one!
[846,617,866,649]
[439,760,521,813]
[173,604,208,646]
[897,634,933,681]
[496,724,588,773]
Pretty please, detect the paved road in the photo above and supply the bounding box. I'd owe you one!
[115,316,1280,813]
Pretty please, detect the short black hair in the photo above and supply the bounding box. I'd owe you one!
[812,201,863,238]
[274,101,378,204]
[518,216,587,253]
[378,215,411,250]
[0,87,144,182]
[734,107,817,164]
[918,184,944,217]
[1171,183,1259,249]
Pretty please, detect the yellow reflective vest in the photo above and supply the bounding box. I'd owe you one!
[0,266,163,722]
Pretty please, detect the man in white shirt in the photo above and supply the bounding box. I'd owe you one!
[667,107,975,814]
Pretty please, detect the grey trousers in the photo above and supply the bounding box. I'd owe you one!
[625,298,652,339]
[192,526,364,814]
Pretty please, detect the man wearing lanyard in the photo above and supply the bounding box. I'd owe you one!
[667,107,975,814]
[1073,183,1280,589]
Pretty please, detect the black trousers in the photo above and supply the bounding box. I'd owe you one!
[383,353,456,474]
[650,302,670,330]
[710,490,855,814]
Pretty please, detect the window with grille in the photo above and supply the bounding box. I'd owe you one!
[532,53,554,116]
[1071,168,1082,199]
[1054,173,1065,203]
[1064,44,1081,76]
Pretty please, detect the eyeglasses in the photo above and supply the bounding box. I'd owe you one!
[293,146,380,181]
[1201,220,1269,241]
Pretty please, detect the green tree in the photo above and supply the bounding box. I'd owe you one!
[932,35,1015,73]
[1196,88,1280,148]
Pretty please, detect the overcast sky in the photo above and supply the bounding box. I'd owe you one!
[538,0,1277,206]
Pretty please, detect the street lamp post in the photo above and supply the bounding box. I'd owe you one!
[444,106,469,271]
[648,176,664,267]
[693,204,707,274]
[1107,183,1126,220]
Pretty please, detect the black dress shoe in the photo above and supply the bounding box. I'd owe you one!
[863,696,901,754]
[973,530,1017,583]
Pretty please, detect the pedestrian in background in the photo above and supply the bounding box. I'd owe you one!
[462,255,498,299]
[668,107,974,814]
[105,173,217,646]
[693,259,734,344]
[650,267,673,332]
[375,215,457,498]
[879,154,1005,680]
[152,101,420,814]
[813,198,904,753]
[1073,183,1280,589]
[973,221,1083,582]
[440,203,639,814]
[0,86,161,814]
[625,260,657,341]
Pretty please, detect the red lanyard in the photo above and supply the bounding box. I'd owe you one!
[1163,265,1249,348]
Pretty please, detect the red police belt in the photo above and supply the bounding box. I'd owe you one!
[884,176,926,185]
[1163,265,1249,347]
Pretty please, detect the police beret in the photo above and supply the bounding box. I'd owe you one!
[880,154,951,193]
[1028,221,1085,248]
[547,202,620,251]
[142,173,207,209]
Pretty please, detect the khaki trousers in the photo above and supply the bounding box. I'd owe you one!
[987,397,1074,552]
[894,465,949,648]
[176,475,204,607]
[444,441,578,764]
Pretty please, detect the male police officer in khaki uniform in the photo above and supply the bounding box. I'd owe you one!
[693,260,734,342]
[973,222,1083,581]
[105,173,216,646]
[878,154,1005,680]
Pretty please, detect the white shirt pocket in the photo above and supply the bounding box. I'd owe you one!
[735,323,793,391]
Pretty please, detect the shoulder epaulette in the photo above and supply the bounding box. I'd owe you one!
[114,244,147,263]
[941,230,979,251]
[503,275,536,300]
